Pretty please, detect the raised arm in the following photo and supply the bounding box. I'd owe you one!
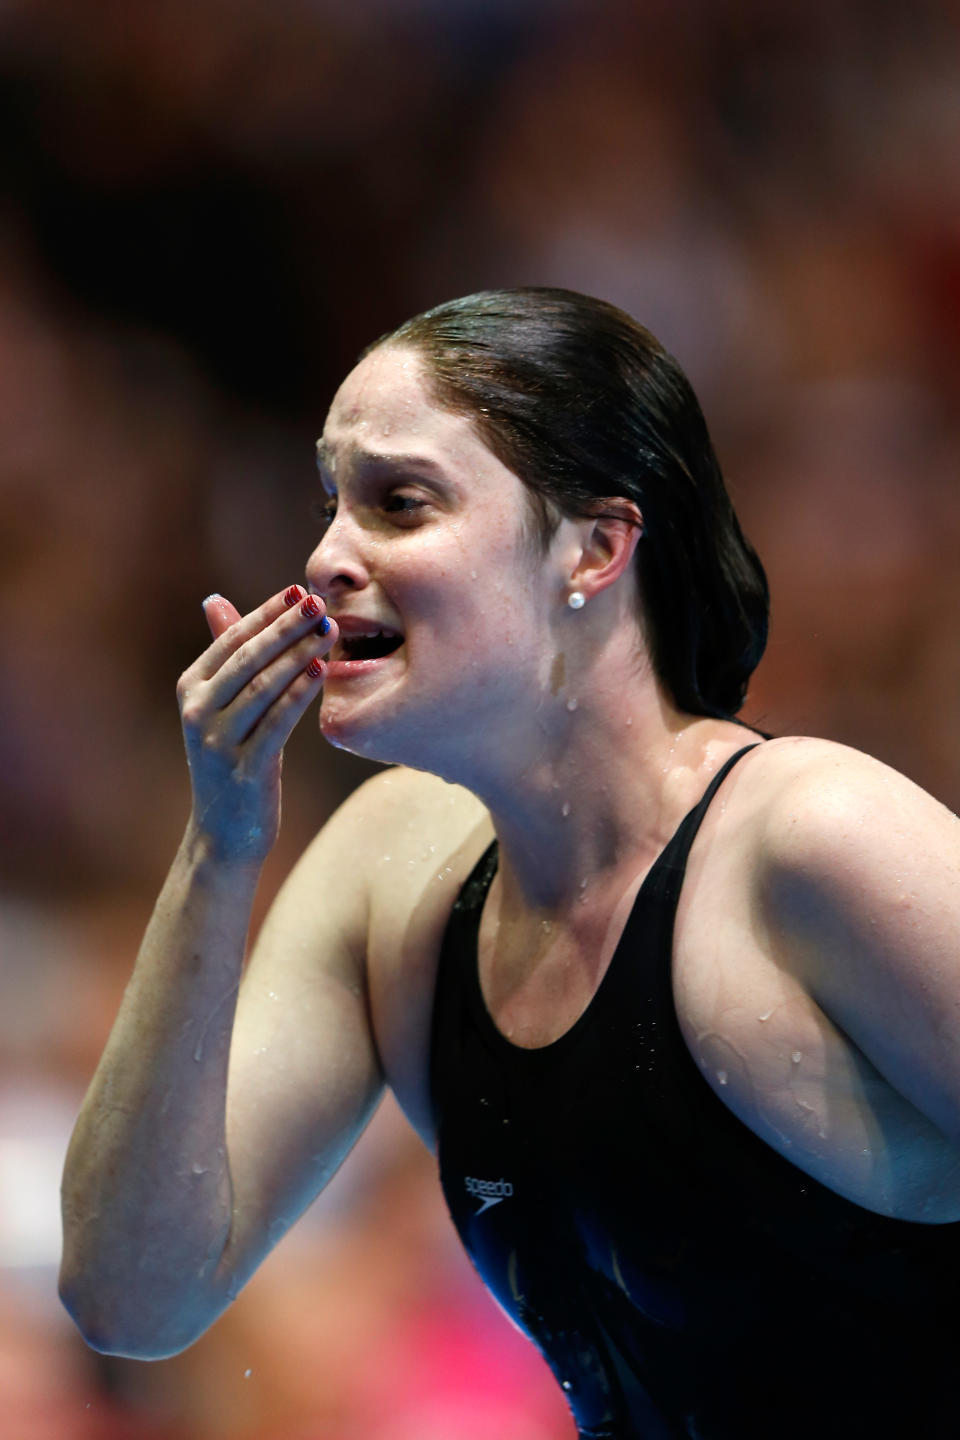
[59,586,383,1359]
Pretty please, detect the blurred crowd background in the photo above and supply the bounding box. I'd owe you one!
[2,0,960,1435]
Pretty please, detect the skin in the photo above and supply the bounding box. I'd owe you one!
[60,344,960,1362]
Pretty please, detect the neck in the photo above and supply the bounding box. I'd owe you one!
[459,668,751,918]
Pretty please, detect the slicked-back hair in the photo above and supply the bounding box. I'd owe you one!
[369,287,769,719]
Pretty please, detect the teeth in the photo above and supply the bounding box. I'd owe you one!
[336,623,398,638]
[333,625,403,663]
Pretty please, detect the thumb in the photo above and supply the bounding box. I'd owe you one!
[201,593,242,639]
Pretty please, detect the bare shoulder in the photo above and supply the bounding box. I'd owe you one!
[341,763,489,867]
[674,736,960,1219]
[748,736,960,1150]
[255,765,487,979]
[255,765,489,1147]
[741,734,960,882]
[341,767,492,1143]
[281,764,488,905]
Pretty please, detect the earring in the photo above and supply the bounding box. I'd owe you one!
[567,591,586,610]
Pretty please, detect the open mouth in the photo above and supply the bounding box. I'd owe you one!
[331,628,404,663]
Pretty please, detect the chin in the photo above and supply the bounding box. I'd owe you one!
[319,689,465,778]
[318,691,411,766]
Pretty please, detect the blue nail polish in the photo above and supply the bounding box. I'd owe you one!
[317,617,331,636]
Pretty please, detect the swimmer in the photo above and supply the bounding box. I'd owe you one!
[60,289,960,1438]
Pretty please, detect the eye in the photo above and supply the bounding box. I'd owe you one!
[381,491,427,523]
[308,489,428,533]
[310,496,337,529]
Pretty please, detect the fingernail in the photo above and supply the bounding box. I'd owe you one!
[284,584,304,607]
[316,617,331,636]
[300,594,321,619]
[306,657,325,679]
[202,593,224,606]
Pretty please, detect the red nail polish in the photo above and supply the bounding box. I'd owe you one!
[306,657,325,679]
[300,594,320,619]
[284,585,304,607]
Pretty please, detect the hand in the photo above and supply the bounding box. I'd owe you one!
[176,585,338,862]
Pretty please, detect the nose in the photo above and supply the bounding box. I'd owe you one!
[305,509,372,600]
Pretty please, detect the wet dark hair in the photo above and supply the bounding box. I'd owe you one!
[371,287,768,719]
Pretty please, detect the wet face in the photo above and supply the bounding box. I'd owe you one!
[306,345,575,773]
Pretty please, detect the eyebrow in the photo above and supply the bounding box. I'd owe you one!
[315,440,451,483]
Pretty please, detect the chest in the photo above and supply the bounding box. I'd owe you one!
[372,816,960,1224]
[475,889,641,1049]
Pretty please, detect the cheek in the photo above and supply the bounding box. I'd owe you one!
[398,524,535,653]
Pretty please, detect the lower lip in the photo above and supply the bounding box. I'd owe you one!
[324,646,404,682]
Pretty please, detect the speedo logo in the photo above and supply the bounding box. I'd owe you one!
[464,1175,514,1215]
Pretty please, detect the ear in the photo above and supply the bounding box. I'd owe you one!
[568,499,644,602]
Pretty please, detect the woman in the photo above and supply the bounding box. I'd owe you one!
[60,290,960,1438]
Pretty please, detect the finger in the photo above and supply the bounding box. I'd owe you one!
[202,593,243,640]
[217,621,336,745]
[243,654,329,761]
[211,591,335,712]
[190,584,310,685]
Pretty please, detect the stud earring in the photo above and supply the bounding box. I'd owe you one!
[567,591,586,610]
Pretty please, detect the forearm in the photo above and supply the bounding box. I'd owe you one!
[59,823,261,1358]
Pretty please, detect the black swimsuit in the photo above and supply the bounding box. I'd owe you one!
[430,746,960,1438]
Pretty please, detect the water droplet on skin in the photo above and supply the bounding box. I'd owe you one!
[244,1369,253,1379]
[625,716,632,726]
[717,1070,728,1085]
[561,801,571,817]
[579,878,588,890]
[470,569,477,579]
[566,697,578,712]
[192,1164,208,1176]
[541,920,552,934]
[791,1051,802,1064]
[758,1009,774,1022]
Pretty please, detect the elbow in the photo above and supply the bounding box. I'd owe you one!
[58,1267,210,1361]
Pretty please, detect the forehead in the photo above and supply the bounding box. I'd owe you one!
[319,345,497,481]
